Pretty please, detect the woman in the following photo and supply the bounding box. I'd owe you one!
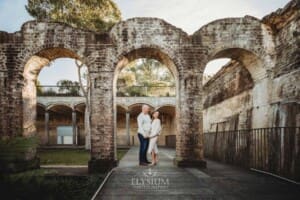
[148,111,162,165]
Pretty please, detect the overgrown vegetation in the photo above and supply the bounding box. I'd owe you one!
[0,169,104,200]
[117,58,176,97]
[0,148,129,199]
[26,0,122,32]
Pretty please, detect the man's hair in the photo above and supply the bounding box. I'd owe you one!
[142,104,149,109]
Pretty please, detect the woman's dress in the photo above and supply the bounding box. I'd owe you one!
[148,118,161,154]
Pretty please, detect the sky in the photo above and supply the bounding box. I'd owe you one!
[0,0,291,84]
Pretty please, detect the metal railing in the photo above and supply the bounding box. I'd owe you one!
[37,85,175,97]
[117,85,176,97]
[37,86,86,97]
[204,127,300,182]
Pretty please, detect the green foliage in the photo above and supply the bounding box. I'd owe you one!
[0,171,104,200]
[119,58,175,87]
[116,149,128,160]
[117,58,176,97]
[26,0,122,32]
[56,79,80,96]
[0,136,39,161]
[38,149,90,165]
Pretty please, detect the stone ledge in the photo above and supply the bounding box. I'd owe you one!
[88,159,118,173]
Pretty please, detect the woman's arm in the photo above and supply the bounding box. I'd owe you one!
[150,119,161,138]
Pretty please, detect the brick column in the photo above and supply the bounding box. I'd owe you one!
[88,72,117,173]
[174,71,206,168]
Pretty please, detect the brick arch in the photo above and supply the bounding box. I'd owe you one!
[116,104,128,112]
[21,47,88,137]
[109,17,191,74]
[205,48,266,82]
[193,16,275,82]
[46,103,74,111]
[156,104,176,112]
[128,103,156,112]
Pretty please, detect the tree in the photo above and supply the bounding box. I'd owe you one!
[26,0,121,32]
[56,79,80,96]
[75,60,91,149]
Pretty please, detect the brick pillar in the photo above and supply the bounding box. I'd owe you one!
[174,71,206,168]
[88,72,118,173]
[0,46,40,173]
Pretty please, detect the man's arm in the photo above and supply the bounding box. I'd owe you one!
[137,114,144,135]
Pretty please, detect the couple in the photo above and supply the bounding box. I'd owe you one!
[137,104,161,166]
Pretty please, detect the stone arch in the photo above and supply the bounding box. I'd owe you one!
[116,104,129,112]
[21,47,89,137]
[205,48,265,82]
[128,103,155,113]
[37,102,46,109]
[111,47,181,159]
[74,102,87,110]
[193,16,275,82]
[156,104,177,111]
[46,103,73,111]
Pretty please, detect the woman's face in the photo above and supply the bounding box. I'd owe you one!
[153,111,159,118]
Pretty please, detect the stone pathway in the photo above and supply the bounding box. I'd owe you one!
[95,147,300,200]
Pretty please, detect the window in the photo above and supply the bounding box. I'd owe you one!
[57,126,73,144]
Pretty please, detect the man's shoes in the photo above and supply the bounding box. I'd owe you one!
[146,161,151,164]
[139,162,149,166]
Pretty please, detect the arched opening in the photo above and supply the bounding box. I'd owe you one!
[113,48,179,164]
[22,47,89,139]
[202,48,266,133]
[156,105,176,148]
[22,47,90,166]
[202,58,254,132]
[202,47,269,168]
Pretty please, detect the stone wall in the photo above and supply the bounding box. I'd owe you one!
[0,0,299,173]
[202,61,253,132]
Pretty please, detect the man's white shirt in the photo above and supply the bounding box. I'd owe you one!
[137,112,152,138]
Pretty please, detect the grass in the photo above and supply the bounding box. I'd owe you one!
[0,148,129,199]
[38,149,90,165]
[38,148,129,165]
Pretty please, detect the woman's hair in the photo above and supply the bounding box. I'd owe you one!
[151,110,160,119]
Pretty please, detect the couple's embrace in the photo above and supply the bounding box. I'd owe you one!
[137,105,161,166]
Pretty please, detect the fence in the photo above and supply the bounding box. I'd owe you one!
[117,85,176,97]
[204,127,300,182]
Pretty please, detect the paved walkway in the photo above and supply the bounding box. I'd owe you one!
[95,147,300,200]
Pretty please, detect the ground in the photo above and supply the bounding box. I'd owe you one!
[96,147,300,199]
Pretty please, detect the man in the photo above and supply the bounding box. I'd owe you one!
[137,104,152,166]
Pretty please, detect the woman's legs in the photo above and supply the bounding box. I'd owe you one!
[151,150,156,164]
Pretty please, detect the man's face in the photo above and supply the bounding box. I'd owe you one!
[143,106,150,114]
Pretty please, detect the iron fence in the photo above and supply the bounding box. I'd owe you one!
[204,127,300,182]
[117,85,176,97]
